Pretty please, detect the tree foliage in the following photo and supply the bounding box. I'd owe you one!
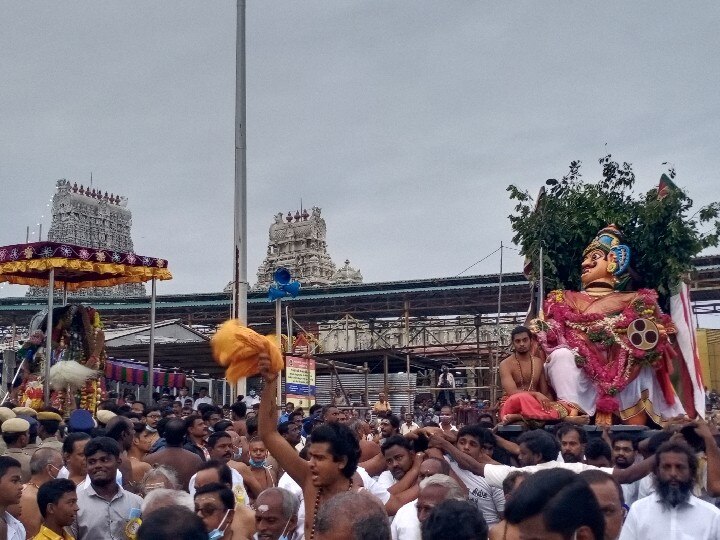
[508,155,720,310]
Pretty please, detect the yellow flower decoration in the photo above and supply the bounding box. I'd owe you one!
[23,247,34,259]
[95,251,106,262]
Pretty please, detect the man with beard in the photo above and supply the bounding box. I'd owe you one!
[619,441,720,539]
[611,434,640,506]
[498,327,552,419]
[556,423,587,463]
[72,437,142,540]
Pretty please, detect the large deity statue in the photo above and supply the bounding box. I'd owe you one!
[532,225,686,426]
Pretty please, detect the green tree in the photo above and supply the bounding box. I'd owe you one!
[508,155,720,310]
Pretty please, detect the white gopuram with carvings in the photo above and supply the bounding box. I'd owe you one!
[27,179,145,297]
[254,207,362,289]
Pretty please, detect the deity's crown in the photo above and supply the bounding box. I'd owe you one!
[583,224,625,256]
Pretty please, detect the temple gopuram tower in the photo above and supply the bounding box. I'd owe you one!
[27,179,145,297]
[254,207,362,289]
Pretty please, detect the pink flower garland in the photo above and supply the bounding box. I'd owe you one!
[534,289,672,413]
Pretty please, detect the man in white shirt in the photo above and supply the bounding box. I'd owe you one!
[620,440,720,539]
[400,413,419,436]
[437,406,458,440]
[414,475,466,531]
[430,429,652,496]
[437,365,456,407]
[192,387,214,410]
[390,458,450,540]
[175,386,193,407]
[428,424,505,526]
[0,456,26,540]
[242,389,260,408]
[377,436,418,492]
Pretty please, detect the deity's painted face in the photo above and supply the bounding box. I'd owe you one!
[581,248,614,291]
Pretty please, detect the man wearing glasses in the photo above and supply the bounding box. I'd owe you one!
[193,483,235,539]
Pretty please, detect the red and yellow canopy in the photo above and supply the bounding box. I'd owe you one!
[0,242,171,290]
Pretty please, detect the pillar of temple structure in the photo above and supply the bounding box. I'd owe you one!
[27,179,146,297]
[253,206,362,289]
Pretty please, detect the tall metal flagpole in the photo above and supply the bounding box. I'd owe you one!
[538,246,545,319]
[491,242,503,405]
[148,278,157,403]
[233,0,249,397]
[43,269,55,406]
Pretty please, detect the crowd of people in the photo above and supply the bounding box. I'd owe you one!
[1,359,720,540]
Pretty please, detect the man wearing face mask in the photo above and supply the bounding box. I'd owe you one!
[194,482,235,540]
[13,447,63,538]
[437,406,458,443]
[254,487,300,540]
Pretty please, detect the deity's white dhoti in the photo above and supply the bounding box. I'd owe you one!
[545,347,685,422]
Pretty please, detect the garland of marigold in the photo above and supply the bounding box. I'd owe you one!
[532,289,673,413]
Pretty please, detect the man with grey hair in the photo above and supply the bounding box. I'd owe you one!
[255,487,301,540]
[16,447,63,537]
[140,465,181,496]
[391,460,453,540]
[140,488,194,516]
[316,490,391,540]
[390,474,465,540]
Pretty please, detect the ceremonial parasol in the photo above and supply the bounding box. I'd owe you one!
[0,241,172,404]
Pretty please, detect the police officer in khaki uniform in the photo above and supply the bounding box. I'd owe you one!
[36,411,64,451]
[2,417,33,482]
[14,407,40,455]
[0,407,16,455]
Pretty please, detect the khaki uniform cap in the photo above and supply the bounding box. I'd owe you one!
[12,406,37,417]
[37,411,63,422]
[2,418,30,433]
[0,407,16,423]
[96,410,117,425]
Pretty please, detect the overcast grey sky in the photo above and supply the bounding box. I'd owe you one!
[1,2,719,323]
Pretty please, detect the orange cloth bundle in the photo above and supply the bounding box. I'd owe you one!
[210,319,284,383]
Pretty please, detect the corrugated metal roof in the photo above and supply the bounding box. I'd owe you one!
[0,279,529,311]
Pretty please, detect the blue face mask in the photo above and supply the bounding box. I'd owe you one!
[249,457,267,468]
[208,509,231,540]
